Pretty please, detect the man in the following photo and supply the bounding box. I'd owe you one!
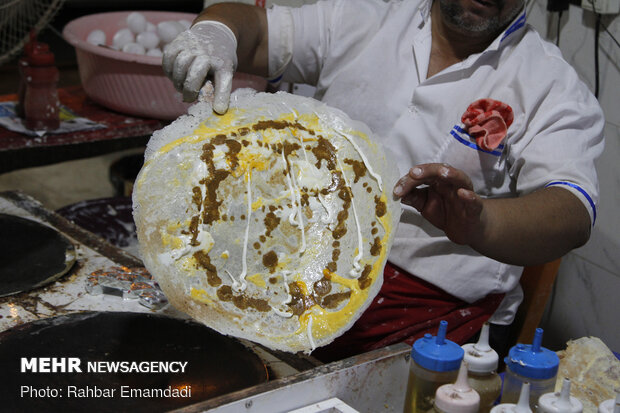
[162,0,604,360]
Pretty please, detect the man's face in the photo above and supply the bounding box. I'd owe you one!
[438,0,524,37]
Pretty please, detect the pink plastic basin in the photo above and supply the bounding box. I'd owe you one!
[63,11,267,120]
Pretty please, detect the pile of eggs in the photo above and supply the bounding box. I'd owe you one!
[86,12,191,57]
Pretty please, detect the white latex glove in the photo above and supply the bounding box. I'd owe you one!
[162,21,238,114]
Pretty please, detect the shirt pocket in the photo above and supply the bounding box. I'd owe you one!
[436,124,508,195]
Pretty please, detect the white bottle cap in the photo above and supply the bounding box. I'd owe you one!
[434,361,480,413]
[538,378,583,413]
[597,391,620,413]
[490,382,533,413]
[461,322,499,373]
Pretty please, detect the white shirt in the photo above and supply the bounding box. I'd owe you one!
[267,0,605,323]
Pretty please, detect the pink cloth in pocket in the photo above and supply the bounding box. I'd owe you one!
[461,99,514,151]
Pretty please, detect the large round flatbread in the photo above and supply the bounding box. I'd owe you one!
[133,90,401,353]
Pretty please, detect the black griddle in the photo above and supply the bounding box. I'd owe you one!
[0,311,268,412]
[0,213,75,297]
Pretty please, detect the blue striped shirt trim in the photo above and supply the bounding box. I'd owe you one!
[545,181,597,225]
[268,74,283,84]
[450,125,504,156]
[501,11,526,43]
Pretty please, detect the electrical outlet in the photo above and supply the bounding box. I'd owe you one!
[581,0,620,14]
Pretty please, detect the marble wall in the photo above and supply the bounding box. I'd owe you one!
[527,2,620,352]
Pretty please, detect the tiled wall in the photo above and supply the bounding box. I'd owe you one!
[528,2,620,352]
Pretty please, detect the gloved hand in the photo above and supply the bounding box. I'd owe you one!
[162,20,238,114]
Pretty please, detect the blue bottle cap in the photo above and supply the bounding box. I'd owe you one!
[411,320,464,372]
[504,328,559,380]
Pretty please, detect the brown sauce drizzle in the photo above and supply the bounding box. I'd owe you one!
[344,158,367,183]
[192,186,202,210]
[313,278,332,296]
[332,187,352,240]
[262,250,278,273]
[370,237,382,256]
[193,250,221,287]
[374,195,386,218]
[216,285,270,312]
[287,282,316,316]
[312,136,337,170]
[357,265,373,290]
[200,142,231,225]
[322,291,352,309]
[188,215,200,246]
[264,212,280,237]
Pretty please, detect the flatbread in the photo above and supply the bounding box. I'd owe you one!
[133,90,401,353]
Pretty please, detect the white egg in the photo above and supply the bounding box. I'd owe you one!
[112,28,135,49]
[178,19,191,29]
[122,42,146,55]
[136,31,160,50]
[86,29,106,46]
[157,21,183,45]
[126,12,147,34]
[146,48,163,57]
[145,22,156,33]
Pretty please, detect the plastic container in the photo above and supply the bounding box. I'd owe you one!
[62,11,268,120]
[429,361,480,413]
[598,391,620,413]
[462,322,502,413]
[18,35,60,131]
[404,320,464,413]
[501,328,559,411]
[491,382,533,413]
[538,378,583,413]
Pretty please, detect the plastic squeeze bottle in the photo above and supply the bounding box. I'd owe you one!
[537,378,583,413]
[490,382,533,413]
[429,361,480,413]
[21,38,60,131]
[461,322,502,412]
[598,391,620,413]
[501,328,559,411]
[404,320,464,413]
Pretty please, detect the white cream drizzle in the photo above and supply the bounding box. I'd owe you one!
[280,142,306,254]
[318,194,335,225]
[334,128,383,191]
[233,171,253,292]
[270,270,293,318]
[337,156,364,278]
[168,229,214,262]
[224,269,244,292]
[307,315,316,352]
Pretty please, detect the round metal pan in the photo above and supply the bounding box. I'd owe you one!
[0,311,268,412]
[0,213,76,297]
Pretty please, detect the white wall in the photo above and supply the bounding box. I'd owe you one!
[527,2,620,352]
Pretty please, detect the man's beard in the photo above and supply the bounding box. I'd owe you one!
[438,0,522,36]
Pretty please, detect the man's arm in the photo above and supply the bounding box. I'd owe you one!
[162,3,268,112]
[194,3,268,76]
[394,163,591,266]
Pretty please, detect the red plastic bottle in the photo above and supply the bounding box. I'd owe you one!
[19,36,60,131]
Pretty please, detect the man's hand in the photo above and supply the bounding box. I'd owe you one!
[393,163,486,246]
[162,21,238,114]
[393,163,592,266]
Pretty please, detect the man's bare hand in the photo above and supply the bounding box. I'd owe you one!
[393,163,486,245]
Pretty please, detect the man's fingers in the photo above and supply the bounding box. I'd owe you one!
[183,56,211,102]
[212,69,234,114]
[408,164,473,190]
[162,41,183,78]
[401,188,428,211]
[172,51,196,92]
